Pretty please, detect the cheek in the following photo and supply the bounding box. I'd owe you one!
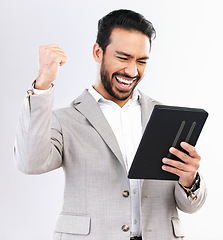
[103,59,120,77]
[110,63,125,77]
[138,65,146,77]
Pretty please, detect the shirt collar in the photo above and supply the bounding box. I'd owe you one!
[88,85,141,105]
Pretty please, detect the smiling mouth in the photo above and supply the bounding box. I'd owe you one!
[115,76,137,87]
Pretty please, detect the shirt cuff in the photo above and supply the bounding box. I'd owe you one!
[32,85,52,95]
[26,80,54,98]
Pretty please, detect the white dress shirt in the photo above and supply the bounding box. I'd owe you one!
[33,85,143,237]
[88,86,142,237]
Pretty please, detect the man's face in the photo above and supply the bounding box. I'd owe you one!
[95,28,150,106]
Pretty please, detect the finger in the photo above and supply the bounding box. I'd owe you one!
[162,158,192,172]
[51,47,66,54]
[162,162,198,187]
[39,44,59,53]
[49,51,67,66]
[162,164,182,177]
[169,147,200,170]
[169,147,191,164]
[39,45,66,56]
[180,142,201,159]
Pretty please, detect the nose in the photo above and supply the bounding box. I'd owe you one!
[124,61,138,78]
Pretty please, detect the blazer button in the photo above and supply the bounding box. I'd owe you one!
[122,190,129,197]
[122,225,130,232]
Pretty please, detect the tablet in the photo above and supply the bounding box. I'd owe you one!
[128,105,208,180]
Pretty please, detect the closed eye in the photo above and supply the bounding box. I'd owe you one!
[117,56,128,61]
[137,60,147,65]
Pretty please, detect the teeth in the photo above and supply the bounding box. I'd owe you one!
[116,76,135,85]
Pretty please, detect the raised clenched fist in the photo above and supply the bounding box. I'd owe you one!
[35,44,67,90]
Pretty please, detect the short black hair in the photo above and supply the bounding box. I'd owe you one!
[96,9,156,52]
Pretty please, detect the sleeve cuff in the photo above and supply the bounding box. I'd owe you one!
[26,80,53,97]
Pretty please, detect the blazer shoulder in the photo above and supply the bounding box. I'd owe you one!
[52,89,94,120]
[139,90,161,105]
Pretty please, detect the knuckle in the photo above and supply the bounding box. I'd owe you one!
[191,170,197,178]
[49,50,56,57]
[177,162,182,169]
[195,161,200,169]
[48,50,58,60]
[181,152,188,161]
[40,45,48,50]
[191,147,196,155]
[173,167,178,174]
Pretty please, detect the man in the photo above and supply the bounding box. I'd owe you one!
[14,9,207,240]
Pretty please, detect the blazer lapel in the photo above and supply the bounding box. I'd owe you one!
[72,90,127,174]
[139,91,156,132]
[139,91,159,188]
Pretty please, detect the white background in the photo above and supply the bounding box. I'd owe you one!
[0,0,223,239]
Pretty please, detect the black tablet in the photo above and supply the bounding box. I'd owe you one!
[128,105,208,180]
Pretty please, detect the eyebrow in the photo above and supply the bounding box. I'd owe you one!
[115,51,149,60]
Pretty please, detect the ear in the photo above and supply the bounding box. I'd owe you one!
[93,43,103,63]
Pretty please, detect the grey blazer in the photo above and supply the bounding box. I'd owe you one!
[14,87,207,240]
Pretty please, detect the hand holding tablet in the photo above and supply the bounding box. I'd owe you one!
[128,105,208,181]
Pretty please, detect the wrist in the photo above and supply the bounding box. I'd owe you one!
[35,82,52,90]
[35,76,53,90]
[26,80,53,98]
[179,173,200,200]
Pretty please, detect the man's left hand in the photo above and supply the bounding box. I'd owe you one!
[162,142,201,187]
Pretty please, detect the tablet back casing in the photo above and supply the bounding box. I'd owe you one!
[128,105,208,180]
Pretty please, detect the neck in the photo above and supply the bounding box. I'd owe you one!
[93,84,133,108]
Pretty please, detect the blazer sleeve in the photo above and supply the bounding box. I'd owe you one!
[13,87,63,174]
[174,174,207,213]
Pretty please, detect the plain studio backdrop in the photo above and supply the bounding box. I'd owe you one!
[0,0,222,239]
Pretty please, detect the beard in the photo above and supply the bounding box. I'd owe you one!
[100,60,140,101]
